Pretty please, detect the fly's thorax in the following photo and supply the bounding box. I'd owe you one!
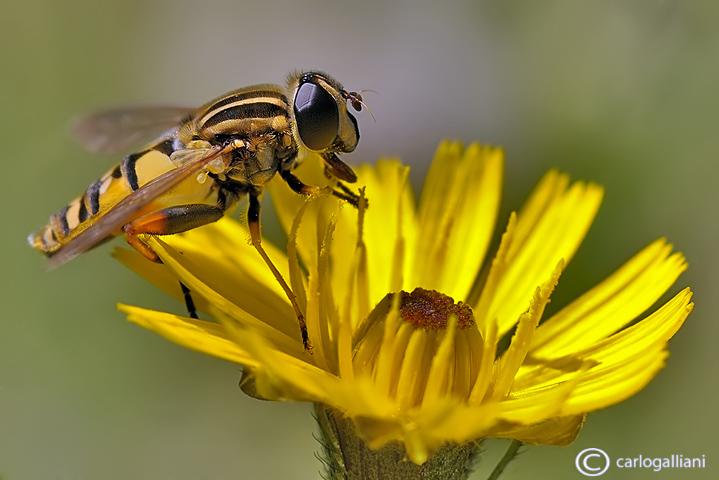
[192,84,293,142]
[181,83,303,187]
[224,133,298,186]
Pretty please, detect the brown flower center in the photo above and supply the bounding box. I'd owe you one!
[398,288,475,330]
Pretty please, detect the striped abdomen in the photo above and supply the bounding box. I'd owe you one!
[29,139,199,255]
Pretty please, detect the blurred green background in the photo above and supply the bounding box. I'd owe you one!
[1,1,717,479]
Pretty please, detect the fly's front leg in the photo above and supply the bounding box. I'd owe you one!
[280,169,360,207]
[322,164,363,205]
[123,204,224,319]
[248,189,312,352]
[333,180,363,207]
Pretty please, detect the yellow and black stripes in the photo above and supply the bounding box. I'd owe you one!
[122,139,176,192]
[86,180,102,215]
[122,154,141,191]
[77,194,89,223]
[198,87,287,123]
[196,86,291,139]
[31,139,182,254]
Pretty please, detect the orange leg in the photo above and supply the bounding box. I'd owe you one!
[123,204,224,319]
[123,204,224,261]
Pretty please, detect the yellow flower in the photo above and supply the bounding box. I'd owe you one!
[116,141,692,465]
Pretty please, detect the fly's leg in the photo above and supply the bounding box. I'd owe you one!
[179,281,198,319]
[279,169,360,207]
[321,164,364,207]
[333,181,363,207]
[123,204,224,319]
[248,189,312,352]
[123,203,224,260]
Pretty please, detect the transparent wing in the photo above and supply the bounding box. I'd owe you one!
[71,106,194,154]
[46,144,227,269]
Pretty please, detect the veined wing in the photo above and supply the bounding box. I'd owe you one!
[46,144,228,269]
[71,106,194,154]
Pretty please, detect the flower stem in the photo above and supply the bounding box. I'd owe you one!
[316,404,478,480]
[486,440,522,480]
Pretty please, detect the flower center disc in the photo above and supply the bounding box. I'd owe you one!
[399,288,475,330]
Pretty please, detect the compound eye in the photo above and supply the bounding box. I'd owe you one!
[294,82,339,151]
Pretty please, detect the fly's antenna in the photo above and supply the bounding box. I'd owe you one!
[343,90,376,123]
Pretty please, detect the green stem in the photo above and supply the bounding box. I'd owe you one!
[486,440,523,480]
[316,404,480,480]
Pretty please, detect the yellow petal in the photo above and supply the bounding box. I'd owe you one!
[147,235,306,358]
[512,288,692,395]
[500,289,690,425]
[471,213,517,337]
[560,289,693,414]
[530,239,687,356]
[119,304,256,366]
[477,171,603,336]
[395,329,429,408]
[224,318,343,402]
[421,317,458,408]
[269,153,332,238]
[356,160,416,306]
[113,246,211,314]
[169,216,291,292]
[468,318,498,404]
[570,289,693,364]
[271,157,416,326]
[490,415,585,446]
[561,348,669,414]
[496,367,587,424]
[229,323,399,417]
[306,206,341,371]
[418,398,500,444]
[492,261,563,399]
[413,141,504,300]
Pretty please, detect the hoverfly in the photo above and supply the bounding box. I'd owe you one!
[29,71,369,351]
